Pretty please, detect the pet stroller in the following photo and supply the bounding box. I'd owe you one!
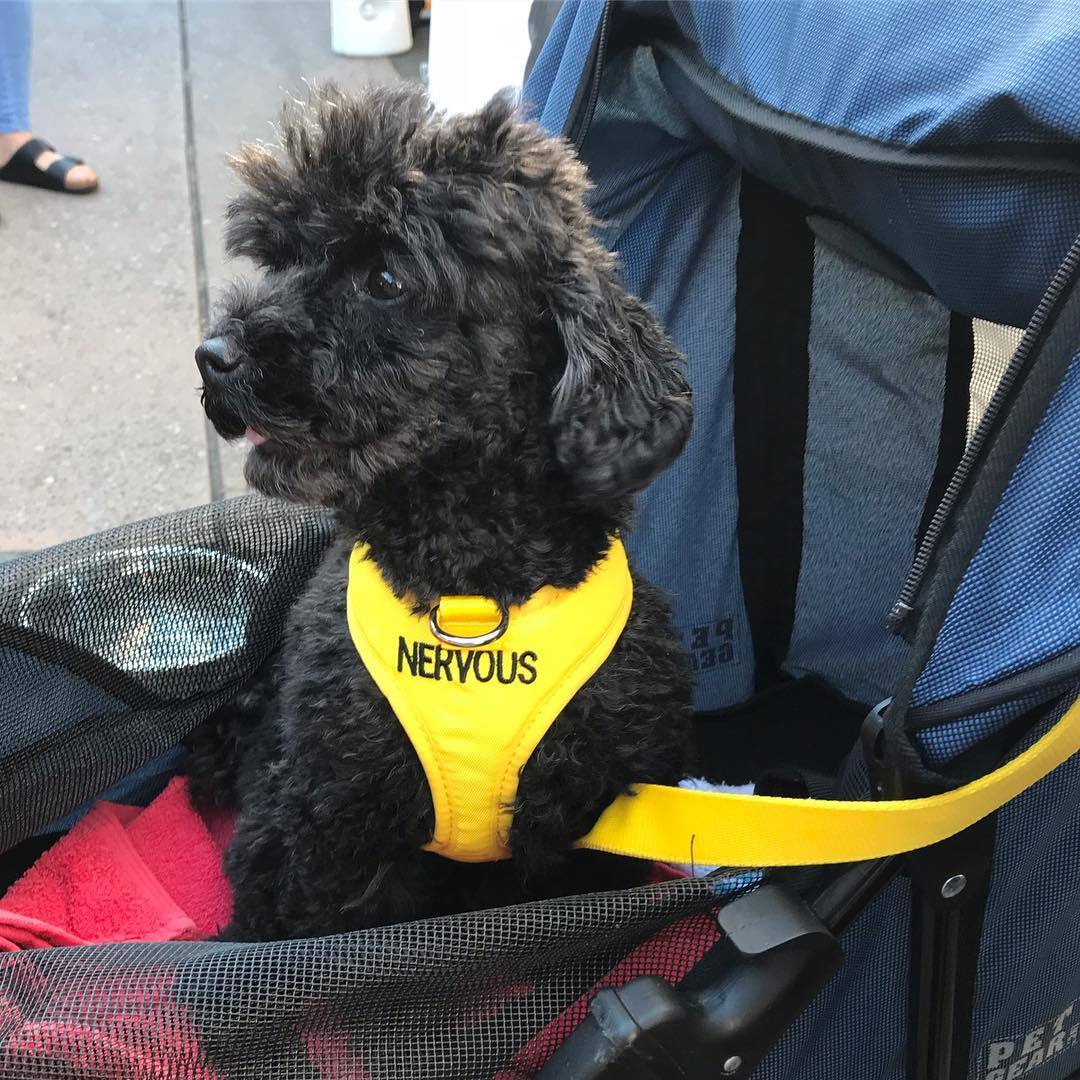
[2,1,1080,1077]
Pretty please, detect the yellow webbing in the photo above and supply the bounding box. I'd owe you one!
[347,540,633,862]
[577,697,1080,866]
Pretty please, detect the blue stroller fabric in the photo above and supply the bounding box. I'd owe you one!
[528,0,1080,326]
[526,4,1080,1077]
[525,0,1080,715]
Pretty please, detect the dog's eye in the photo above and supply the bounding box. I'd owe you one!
[365,267,404,301]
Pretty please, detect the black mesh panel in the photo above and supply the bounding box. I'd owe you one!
[0,498,744,1078]
[0,879,737,1078]
[0,497,333,849]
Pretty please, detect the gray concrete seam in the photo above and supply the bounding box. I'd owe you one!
[177,0,225,503]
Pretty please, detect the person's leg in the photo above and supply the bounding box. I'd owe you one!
[0,0,97,192]
[0,0,32,133]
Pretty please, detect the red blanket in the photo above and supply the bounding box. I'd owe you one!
[0,778,233,950]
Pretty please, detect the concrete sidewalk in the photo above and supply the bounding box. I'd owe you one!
[0,1,427,554]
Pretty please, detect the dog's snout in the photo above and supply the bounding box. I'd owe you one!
[195,337,238,378]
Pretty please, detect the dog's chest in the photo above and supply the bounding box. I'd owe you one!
[341,540,634,863]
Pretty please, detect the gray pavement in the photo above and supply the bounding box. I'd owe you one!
[0,1,427,552]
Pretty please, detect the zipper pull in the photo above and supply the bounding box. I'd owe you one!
[888,599,917,637]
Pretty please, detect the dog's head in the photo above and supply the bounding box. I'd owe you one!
[198,85,690,512]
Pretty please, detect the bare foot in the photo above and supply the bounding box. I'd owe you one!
[0,131,98,192]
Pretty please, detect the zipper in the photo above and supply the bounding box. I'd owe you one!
[572,1,611,151]
[889,233,1080,636]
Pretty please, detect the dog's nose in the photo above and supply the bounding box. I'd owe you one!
[195,337,238,378]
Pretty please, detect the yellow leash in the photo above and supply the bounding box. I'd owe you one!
[346,540,1079,870]
[577,696,1080,867]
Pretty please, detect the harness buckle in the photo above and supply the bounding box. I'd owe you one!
[428,601,509,648]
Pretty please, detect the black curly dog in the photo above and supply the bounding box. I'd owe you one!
[191,85,694,941]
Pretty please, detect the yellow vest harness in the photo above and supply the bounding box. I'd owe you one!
[347,540,633,862]
[347,542,1080,869]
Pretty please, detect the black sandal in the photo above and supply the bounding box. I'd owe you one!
[0,136,98,194]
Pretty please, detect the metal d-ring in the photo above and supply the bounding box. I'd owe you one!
[428,603,509,648]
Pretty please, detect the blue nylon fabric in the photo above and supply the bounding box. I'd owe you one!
[917,685,1071,770]
[671,1,1080,150]
[615,158,752,710]
[752,877,909,1080]
[759,700,1080,1080]
[582,46,753,711]
[527,0,1080,151]
[783,241,947,706]
[521,0,603,135]
[914,353,1080,763]
[522,12,1080,1078]
[526,4,1080,744]
[649,34,1080,328]
[525,2,1080,325]
[39,746,189,835]
[965,696,1080,1080]
[913,353,1080,724]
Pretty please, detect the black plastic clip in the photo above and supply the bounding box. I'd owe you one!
[537,885,842,1079]
[862,697,906,800]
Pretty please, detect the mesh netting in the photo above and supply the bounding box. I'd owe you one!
[0,497,748,1078]
[0,877,739,1079]
[970,320,1024,442]
[0,497,334,849]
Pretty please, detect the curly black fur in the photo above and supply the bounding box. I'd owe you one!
[192,84,694,941]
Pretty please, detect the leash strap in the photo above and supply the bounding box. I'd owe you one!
[577,696,1080,867]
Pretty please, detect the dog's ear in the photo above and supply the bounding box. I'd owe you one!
[545,247,692,503]
[225,148,303,270]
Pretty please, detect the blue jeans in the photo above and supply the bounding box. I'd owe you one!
[0,0,31,133]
